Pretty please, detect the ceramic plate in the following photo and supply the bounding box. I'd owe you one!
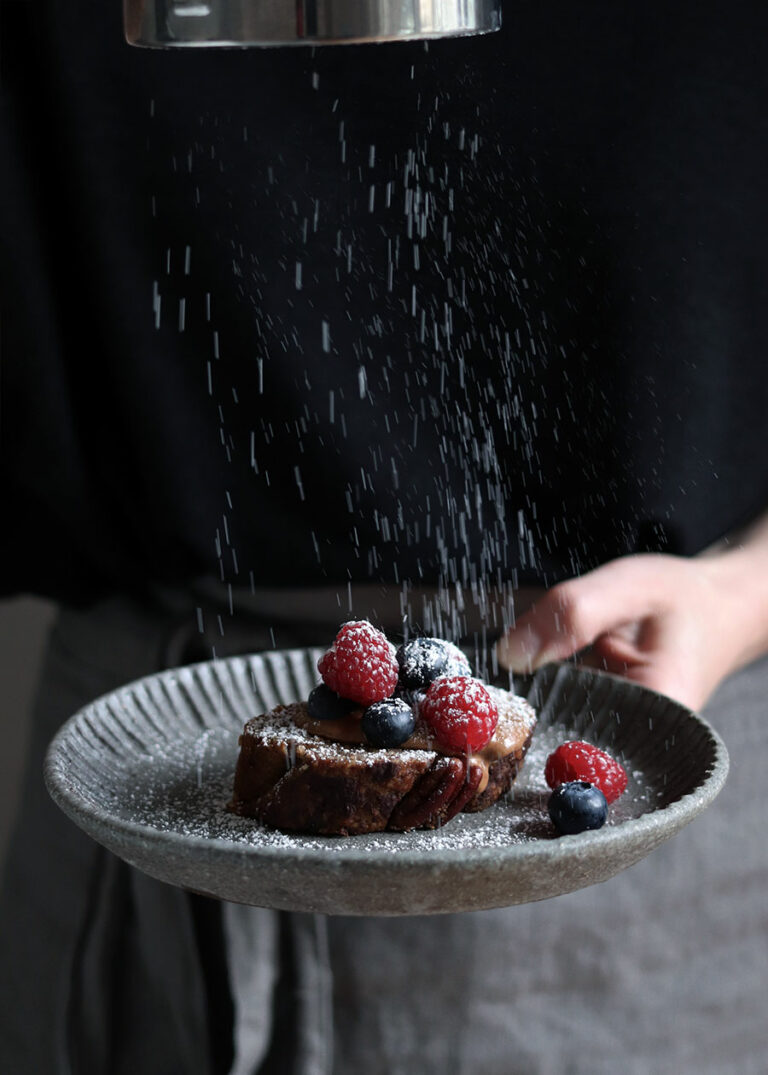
[44,649,728,915]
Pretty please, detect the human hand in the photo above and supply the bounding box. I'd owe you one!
[496,545,768,711]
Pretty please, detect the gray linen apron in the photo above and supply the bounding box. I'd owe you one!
[1,585,766,1075]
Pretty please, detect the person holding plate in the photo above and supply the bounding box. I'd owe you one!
[2,1,768,1072]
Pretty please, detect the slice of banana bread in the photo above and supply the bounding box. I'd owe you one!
[229,686,536,836]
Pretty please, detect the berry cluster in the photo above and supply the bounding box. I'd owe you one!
[544,740,627,835]
[315,621,498,752]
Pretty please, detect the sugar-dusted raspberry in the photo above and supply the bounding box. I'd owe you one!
[419,675,499,753]
[317,621,399,707]
[545,741,627,804]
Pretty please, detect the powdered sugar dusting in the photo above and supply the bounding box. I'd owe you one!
[115,674,651,852]
[243,702,437,764]
[487,685,537,735]
[113,712,656,854]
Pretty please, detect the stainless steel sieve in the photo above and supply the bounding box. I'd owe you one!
[124,0,501,47]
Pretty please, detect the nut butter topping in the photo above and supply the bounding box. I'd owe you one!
[295,709,365,744]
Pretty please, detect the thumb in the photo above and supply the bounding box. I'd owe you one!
[496,559,669,672]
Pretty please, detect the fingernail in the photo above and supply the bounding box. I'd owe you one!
[496,629,543,672]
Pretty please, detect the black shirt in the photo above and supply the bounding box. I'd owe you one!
[3,0,768,603]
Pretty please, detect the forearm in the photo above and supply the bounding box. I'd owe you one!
[699,507,768,675]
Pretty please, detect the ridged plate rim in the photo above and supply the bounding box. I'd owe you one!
[43,650,729,911]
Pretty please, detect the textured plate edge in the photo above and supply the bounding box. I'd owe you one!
[43,653,730,872]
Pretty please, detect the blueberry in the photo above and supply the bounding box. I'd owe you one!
[307,683,359,721]
[548,781,608,835]
[396,638,471,690]
[361,698,416,748]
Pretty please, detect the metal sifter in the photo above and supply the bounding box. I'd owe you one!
[123,0,501,48]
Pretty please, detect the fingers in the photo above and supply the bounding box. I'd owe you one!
[496,556,673,673]
[615,654,708,711]
[495,552,744,711]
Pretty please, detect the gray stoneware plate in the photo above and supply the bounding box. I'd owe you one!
[44,649,729,916]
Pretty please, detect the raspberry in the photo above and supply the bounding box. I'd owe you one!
[317,621,399,707]
[545,741,627,804]
[419,676,499,753]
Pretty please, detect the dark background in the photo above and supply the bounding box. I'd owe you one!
[0,599,54,868]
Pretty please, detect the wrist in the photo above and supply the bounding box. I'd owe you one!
[699,540,768,672]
